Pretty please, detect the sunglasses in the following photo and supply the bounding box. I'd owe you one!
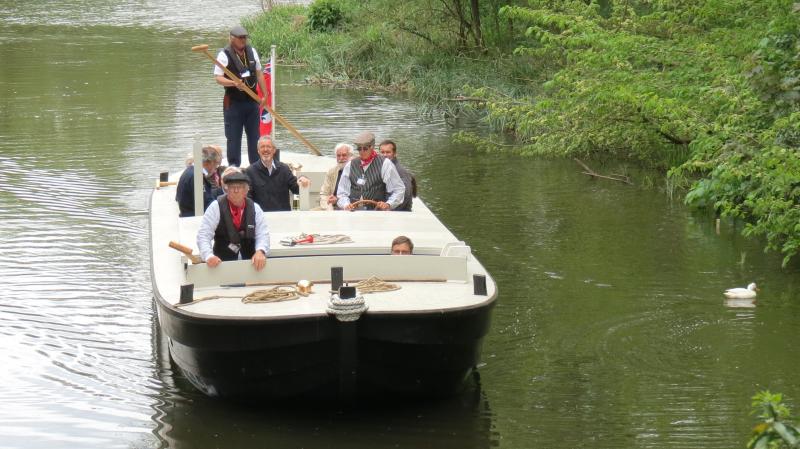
[356,146,372,151]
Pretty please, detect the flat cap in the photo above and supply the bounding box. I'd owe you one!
[230,25,249,37]
[223,171,250,185]
[353,131,376,147]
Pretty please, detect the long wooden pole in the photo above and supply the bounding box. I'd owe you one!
[191,44,322,156]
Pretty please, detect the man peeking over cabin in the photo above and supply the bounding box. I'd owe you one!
[197,170,269,271]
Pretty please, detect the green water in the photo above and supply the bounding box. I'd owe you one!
[1,2,799,448]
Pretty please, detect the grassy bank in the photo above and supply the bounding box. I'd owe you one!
[245,0,800,266]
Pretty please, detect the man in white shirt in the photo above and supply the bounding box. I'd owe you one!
[336,131,405,211]
[197,170,269,271]
[214,25,268,167]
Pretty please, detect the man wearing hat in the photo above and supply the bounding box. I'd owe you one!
[336,131,405,211]
[196,169,269,271]
[214,25,269,167]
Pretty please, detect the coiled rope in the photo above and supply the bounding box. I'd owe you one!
[242,285,307,303]
[177,285,305,307]
[355,276,400,294]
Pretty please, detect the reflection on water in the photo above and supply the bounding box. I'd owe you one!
[2,0,800,448]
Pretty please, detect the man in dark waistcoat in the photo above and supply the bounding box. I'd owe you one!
[175,145,223,217]
[214,25,268,167]
[197,170,269,271]
[336,131,405,211]
[245,136,311,212]
[378,139,416,212]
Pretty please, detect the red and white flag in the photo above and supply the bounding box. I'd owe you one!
[257,55,273,137]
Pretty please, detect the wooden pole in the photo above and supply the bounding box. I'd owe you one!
[191,44,322,156]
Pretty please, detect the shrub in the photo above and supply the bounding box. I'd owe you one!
[308,0,344,32]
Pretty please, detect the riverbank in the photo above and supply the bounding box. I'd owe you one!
[245,0,800,267]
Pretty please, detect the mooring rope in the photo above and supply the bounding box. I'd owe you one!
[241,286,307,303]
[355,276,401,294]
[177,285,305,307]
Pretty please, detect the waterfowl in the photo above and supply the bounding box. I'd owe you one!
[723,282,758,299]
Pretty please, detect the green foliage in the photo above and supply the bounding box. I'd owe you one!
[247,0,800,265]
[748,391,800,449]
[307,0,345,32]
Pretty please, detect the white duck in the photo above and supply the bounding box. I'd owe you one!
[724,282,758,299]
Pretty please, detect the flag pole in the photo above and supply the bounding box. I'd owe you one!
[270,44,276,142]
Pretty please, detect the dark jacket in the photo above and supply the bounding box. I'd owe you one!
[213,195,257,261]
[245,160,299,211]
[175,166,221,217]
[392,159,416,212]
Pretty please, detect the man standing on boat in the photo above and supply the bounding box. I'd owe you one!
[378,139,416,212]
[197,170,269,270]
[336,131,405,211]
[246,136,310,211]
[214,25,268,167]
[319,142,353,210]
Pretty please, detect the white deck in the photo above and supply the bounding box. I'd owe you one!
[150,152,496,318]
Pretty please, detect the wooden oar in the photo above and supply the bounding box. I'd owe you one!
[191,44,322,156]
[169,241,203,264]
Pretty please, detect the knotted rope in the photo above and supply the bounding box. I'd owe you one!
[326,294,368,322]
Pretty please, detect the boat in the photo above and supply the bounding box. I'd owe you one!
[148,148,497,401]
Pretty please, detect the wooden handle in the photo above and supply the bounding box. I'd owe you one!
[169,241,202,264]
[157,181,177,187]
[192,43,322,156]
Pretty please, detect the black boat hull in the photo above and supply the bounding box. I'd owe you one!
[156,300,494,400]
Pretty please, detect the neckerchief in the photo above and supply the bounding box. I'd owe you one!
[228,200,244,230]
[360,150,377,168]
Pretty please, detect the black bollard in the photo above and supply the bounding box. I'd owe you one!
[473,274,487,296]
[331,266,343,292]
[179,283,194,304]
[159,171,169,183]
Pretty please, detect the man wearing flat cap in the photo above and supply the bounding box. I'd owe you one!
[336,131,405,211]
[197,169,269,271]
[214,25,269,168]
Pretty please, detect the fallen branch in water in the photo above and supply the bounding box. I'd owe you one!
[574,158,632,185]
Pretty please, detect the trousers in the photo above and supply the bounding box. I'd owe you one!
[223,96,260,167]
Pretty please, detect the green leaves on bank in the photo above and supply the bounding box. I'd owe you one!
[248,0,800,266]
[749,391,800,449]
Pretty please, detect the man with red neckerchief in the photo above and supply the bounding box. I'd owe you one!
[336,131,405,211]
[197,170,269,271]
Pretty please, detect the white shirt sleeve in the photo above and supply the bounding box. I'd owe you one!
[336,162,353,209]
[197,201,221,261]
[254,204,270,255]
[214,50,228,76]
[382,159,405,209]
[251,47,263,71]
[214,48,261,75]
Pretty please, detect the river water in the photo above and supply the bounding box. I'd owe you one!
[1,1,799,448]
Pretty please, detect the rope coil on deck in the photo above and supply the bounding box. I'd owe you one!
[326,294,368,322]
[178,285,305,306]
[242,286,307,303]
[355,276,400,294]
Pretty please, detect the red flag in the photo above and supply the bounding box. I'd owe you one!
[257,60,272,137]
